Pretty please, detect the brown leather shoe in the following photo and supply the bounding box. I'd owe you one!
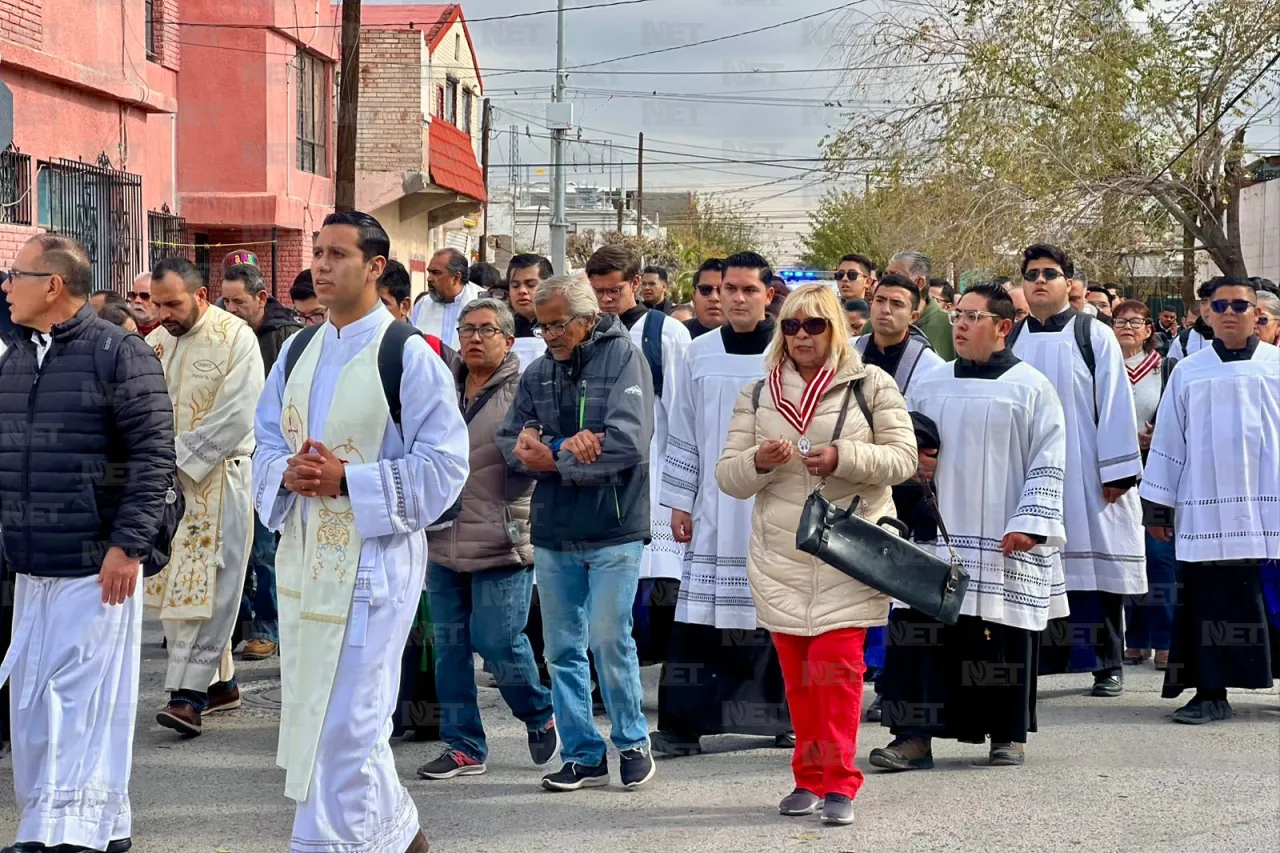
[1154,650,1170,670]
[204,682,242,715]
[242,638,278,660]
[404,831,428,853]
[156,701,202,736]
[988,742,1025,766]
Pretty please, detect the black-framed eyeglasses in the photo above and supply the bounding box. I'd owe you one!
[1022,269,1065,282]
[948,309,1001,325]
[781,317,829,337]
[1210,299,1255,315]
[482,288,509,301]
[458,324,504,340]
[1112,317,1150,329]
[5,268,55,281]
[695,284,719,298]
[533,315,587,339]
[832,270,862,281]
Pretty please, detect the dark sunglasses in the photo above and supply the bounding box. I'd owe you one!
[781,317,829,337]
[126,291,152,301]
[1022,269,1065,282]
[833,270,862,281]
[1210,299,1256,315]
[695,284,719,297]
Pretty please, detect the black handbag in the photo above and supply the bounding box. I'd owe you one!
[793,380,970,625]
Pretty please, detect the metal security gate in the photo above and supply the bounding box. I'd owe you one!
[148,204,186,269]
[37,154,143,294]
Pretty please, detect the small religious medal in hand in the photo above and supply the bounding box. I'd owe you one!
[797,436,812,454]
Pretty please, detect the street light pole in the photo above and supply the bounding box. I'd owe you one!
[549,0,568,276]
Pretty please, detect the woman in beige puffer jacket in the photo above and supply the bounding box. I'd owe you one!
[715,284,916,825]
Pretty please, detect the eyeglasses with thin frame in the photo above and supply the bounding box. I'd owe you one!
[482,288,509,301]
[591,285,625,300]
[833,270,862,282]
[1112,317,1150,330]
[948,309,1002,325]
[780,317,829,337]
[1021,269,1065,283]
[1210,298,1256,315]
[533,315,587,339]
[458,324,504,340]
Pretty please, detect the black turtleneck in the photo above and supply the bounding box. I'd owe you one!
[953,347,1020,379]
[685,317,716,339]
[645,297,674,315]
[619,304,649,330]
[861,334,910,376]
[721,316,775,354]
[1026,306,1078,333]
[1212,336,1259,362]
[514,313,537,338]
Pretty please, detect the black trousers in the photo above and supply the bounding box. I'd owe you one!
[1039,590,1124,677]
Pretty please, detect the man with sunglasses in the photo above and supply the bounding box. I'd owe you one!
[1012,243,1145,699]
[834,253,875,302]
[496,275,656,792]
[686,257,725,339]
[1141,276,1279,724]
[128,269,161,335]
[655,250,792,758]
[1168,282,1216,362]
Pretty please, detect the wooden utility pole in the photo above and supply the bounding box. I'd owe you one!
[335,0,362,212]
[635,131,644,237]
[479,97,492,262]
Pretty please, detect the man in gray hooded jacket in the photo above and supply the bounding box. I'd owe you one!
[497,275,656,794]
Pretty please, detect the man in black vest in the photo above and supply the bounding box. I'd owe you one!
[0,234,175,853]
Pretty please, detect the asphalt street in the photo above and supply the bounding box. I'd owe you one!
[1,619,1277,853]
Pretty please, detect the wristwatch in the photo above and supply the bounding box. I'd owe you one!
[522,420,543,436]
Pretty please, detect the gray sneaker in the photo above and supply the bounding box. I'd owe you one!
[778,788,821,816]
[821,793,855,826]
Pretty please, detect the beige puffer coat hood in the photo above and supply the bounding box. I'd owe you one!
[715,354,917,636]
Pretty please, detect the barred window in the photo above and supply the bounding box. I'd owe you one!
[297,50,328,176]
[145,0,157,59]
[445,77,459,126]
[462,89,474,136]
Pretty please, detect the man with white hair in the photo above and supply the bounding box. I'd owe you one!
[1256,290,1280,346]
[880,250,955,359]
[497,275,657,792]
[128,269,161,335]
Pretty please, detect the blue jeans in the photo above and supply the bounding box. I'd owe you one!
[242,515,279,642]
[535,542,648,765]
[427,563,553,763]
[1124,532,1177,651]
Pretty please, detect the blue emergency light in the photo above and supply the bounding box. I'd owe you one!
[777,269,834,282]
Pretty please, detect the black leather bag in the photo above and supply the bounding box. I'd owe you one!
[793,380,970,625]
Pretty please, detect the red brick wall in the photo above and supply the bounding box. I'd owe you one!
[357,29,424,173]
[0,223,43,269]
[193,227,310,304]
[153,0,180,71]
[0,0,43,50]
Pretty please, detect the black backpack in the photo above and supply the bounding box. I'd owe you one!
[1006,311,1098,423]
[640,308,665,398]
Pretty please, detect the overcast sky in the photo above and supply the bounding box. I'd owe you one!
[368,0,878,262]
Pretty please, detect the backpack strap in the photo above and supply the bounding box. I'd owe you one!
[378,320,426,429]
[282,324,322,384]
[1072,312,1099,425]
[895,337,929,394]
[641,309,665,399]
[751,378,765,411]
[1177,326,1192,355]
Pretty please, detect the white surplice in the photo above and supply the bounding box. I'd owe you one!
[147,306,263,692]
[253,304,469,853]
[629,310,692,580]
[511,335,547,374]
[1140,340,1280,562]
[1012,310,1147,594]
[409,282,484,350]
[660,328,765,629]
[906,360,1070,631]
[1167,326,1211,362]
[0,574,141,850]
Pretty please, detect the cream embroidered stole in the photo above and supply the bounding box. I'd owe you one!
[276,317,392,802]
[144,307,240,620]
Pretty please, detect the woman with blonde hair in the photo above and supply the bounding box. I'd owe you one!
[716,285,917,826]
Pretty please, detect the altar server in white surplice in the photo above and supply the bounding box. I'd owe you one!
[145,258,264,736]
[254,212,468,853]
[651,252,792,757]
[585,244,691,668]
[1011,243,1145,699]
[1141,276,1280,726]
[872,283,1068,772]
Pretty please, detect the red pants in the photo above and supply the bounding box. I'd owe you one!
[772,627,867,799]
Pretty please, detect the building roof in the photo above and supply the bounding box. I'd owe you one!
[358,3,483,91]
[429,119,487,202]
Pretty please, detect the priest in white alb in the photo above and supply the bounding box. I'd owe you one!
[145,257,264,736]
[1141,276,1280,725]
[254,211,468,853]
[1011,243,1145,699]
[651,251,793,756]
[871,282,1069,771]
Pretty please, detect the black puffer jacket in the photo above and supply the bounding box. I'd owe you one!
[256,297,302,372]
[0,303,176,577]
